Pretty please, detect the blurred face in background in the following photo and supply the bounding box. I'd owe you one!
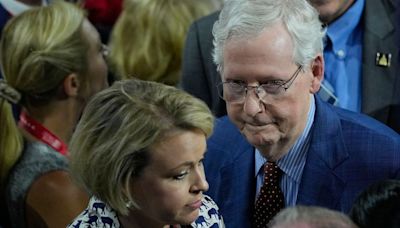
[79,19,109,102]
[308,0,355,24]
[129,129,209,226]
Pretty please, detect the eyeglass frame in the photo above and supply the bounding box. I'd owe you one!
[217,65,303,103]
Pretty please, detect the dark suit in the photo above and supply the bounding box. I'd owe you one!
[204,96,400,228]
[362,0,399,132]
[181,12,224,116]
[181,0,400,133]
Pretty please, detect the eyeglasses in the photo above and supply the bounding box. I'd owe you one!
[217,65,303,103]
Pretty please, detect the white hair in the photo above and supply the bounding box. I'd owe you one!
[213,0,325,73]
[270,206,358,228]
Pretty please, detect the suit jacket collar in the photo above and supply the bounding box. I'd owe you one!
[361,0,397,119]
[209,116,256,227]
[297,96,348,210]
[364,0,394,38]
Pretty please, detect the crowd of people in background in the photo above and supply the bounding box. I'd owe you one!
[0,1,108,226]
[107,0,216,85]
[0,0,399,227]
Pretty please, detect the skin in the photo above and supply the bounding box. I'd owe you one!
[24,19,108,227]
[78,19,109,105]
[223,22,324,161]
[25,171,89,228]
[120,130,209,228]
[307,0,355,24]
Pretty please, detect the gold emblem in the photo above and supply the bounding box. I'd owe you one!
[375,53,392,67]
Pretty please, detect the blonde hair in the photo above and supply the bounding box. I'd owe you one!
[0,1,87,183]
[108,0,216,85]
[69,79,214,215]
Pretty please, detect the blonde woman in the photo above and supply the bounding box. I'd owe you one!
[108,0,217,86]
[0,1,108,227]
[68,80,224,227]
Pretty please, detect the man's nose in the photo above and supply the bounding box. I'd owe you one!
[243,87,262,116]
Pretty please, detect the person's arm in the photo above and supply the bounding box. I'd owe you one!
[25,170,89,227]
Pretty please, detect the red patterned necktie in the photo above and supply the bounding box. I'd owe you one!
[253,161,285,227]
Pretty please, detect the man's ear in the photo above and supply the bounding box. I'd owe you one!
[309,54,324,94]
[63,73,80,97]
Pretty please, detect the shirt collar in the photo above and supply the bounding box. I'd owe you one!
[255,95,315,183]
[325,0,365,53]
[0,0,48,16]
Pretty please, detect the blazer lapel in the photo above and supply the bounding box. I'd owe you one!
[297,97,348,211]
[362,0,397,118]
[206,117,255,227]
[218,142,255,225]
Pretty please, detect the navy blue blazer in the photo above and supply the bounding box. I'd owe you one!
[204,96,400,228]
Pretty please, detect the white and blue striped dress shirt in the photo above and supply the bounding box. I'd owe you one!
[255,94,315,206]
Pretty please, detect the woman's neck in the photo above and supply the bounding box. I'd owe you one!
[118,211,171,228]
[23,99,81,145]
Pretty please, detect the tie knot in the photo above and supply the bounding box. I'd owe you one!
[264,162,282,184]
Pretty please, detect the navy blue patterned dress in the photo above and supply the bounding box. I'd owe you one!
[68,195,224,227]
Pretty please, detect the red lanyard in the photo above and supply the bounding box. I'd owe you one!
[18,111,68,156]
